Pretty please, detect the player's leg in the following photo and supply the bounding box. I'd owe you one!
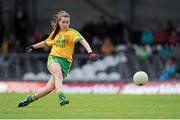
[48,63,63,92]
[48,63,69,106]
[33,76,55,99]
[18,76,55,107]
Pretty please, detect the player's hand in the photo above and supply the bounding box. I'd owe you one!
[88,52,98,61]
[26,46,34,54]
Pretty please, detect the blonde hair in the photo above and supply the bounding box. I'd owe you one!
[51,10,71,39]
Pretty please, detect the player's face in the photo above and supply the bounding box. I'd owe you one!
[59,17,70,31]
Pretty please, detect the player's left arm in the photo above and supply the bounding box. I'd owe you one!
[79,39,93,53]
[79,39,98,61]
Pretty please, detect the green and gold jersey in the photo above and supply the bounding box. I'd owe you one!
[45,28,84,63]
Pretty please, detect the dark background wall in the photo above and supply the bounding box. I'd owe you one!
[1,0,180,33]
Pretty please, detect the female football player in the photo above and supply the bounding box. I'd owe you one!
[18,10,98,107]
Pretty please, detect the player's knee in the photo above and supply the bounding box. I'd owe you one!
[53,73,63,80]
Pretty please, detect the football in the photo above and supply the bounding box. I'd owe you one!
[133,71,148,86]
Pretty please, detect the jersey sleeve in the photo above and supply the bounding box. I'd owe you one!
[44,31,55,47]
[72,30,84,43]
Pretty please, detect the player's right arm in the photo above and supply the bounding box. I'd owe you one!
[31,41,47,49]
[26,41,47,54]
[26,31,54,53]
[33,30,54,49]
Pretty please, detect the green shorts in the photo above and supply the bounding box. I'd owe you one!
[47,56,71,79]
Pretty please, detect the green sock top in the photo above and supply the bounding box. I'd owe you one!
[31,95,38,101]
[58,92,65,97]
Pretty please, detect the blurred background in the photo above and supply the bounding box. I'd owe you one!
[0,0,180,84]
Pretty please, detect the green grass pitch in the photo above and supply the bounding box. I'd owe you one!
[0,93,179,119]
